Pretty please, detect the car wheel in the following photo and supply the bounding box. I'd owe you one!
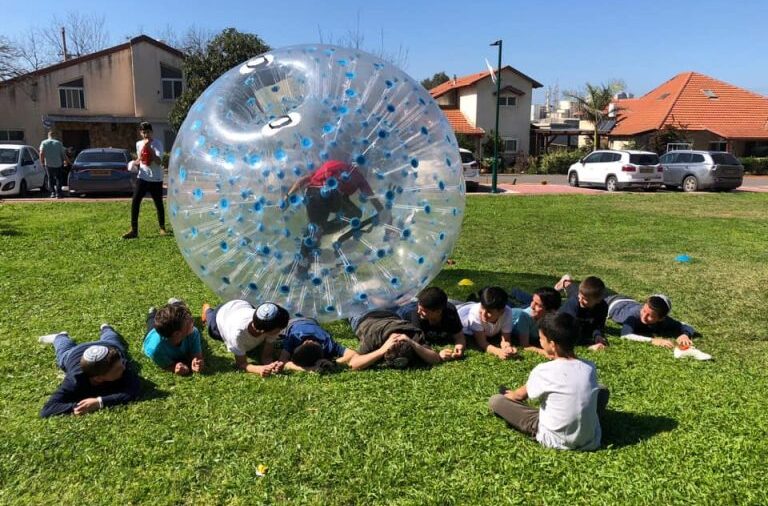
[605,176,619,192]
[682,175,699,192]
[568,171,579,187]
[18,179,28,197]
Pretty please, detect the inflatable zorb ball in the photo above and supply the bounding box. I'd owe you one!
[168,45,465,321]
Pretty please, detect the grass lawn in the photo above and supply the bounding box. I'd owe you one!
[1,193,767,505]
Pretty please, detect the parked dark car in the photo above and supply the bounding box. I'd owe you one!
[658,150,744,192]
[68,148,135,195]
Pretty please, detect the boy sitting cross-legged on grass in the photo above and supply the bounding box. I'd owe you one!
[38,324,141,418]
[557,275,609,351]
[202,300,289,377]
[278,317,358,372]
[489,312,609,451]
[457,286,519,360]
[143,299,204,375]
[347,310,443,370]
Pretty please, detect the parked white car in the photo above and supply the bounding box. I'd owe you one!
[459,148,480,191]
[0,144,47,196]
[568,150,663,191]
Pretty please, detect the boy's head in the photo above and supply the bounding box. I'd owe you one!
[478,286,508,324]
[154,302,194,345]
[139,121,153,137]
[292,340,324,367]
[538,312,578,357]
[641,294,671,324]
[80,345,125,382]
[250,302,290,338]
[530,287,562,320]
[577,276,605,309]
[383,333,415,368]
[416,286,448,325]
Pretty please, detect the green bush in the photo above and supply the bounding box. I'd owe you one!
[739,157,768,175]
[536,149,587,174]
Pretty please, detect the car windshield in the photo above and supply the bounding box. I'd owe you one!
[629,154,659,165]
[710,153,739,165]
[76,152,128,163]
[0,148,19,164]
[460,152,475,164]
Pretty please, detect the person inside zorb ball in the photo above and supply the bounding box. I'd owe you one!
[168,45,466,321]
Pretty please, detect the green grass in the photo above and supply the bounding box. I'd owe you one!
[1,193,767,505]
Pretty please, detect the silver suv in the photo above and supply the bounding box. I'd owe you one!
[659,150,743,192]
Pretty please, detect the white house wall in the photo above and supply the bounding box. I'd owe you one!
[474,68,533,154]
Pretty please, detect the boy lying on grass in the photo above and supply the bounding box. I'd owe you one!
[143,299,204,375]
[278,317,357,372]
[556,275,609,351]
[202,300,289,376]
[396,286,466,359]
[39,324,140,417]
[489,313,609,451]
[457,286,519,360]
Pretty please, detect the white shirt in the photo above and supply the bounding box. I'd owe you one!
[215,300,276,356]
[457,302,514,336]
[135,138,164,182]
[526,358,601,451]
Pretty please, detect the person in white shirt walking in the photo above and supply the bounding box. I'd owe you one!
[123,122,166,239]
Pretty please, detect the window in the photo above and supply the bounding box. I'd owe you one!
[676,153,693,163]
[702,89,718,99]
[21,149,34,165]
[583,153,602,163]
[503,139,518,152]
[709,141,727,151]
[629,153,659,165]
[691,154,706,163]
[59,78,85,109]
[0,129,24,142]
[75,151,130,164]
[161,64,183,100]
[710,153,739,165]
[498,96,517,106]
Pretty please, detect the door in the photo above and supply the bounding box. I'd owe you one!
[580,152,604,184]
[62,129,91,158]
[20,148,40,187]
[27,148,45,187]
[673,153,692,185]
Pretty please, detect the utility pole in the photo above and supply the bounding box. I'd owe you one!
[490,39,502,193]
[61,27,69,61]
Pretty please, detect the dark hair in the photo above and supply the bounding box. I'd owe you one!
[139,121,153,132]
[383,339,414,368]
[478,286,508,310]
[80,347,121,377]
[538,312,577,354]
[646,296,671,318]
[533,287,562,311]
[154,302,192,338]
[579,276,606,300]
[292,340,323,367]
[253,303,290,331]
[416,286,448,311]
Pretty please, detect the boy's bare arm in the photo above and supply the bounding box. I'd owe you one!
[336,348,357,365]
[504,384,528,402]
[408,339,442,365]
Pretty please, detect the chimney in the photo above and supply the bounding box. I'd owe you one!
[61,27,69,61]
[452,74,457,85]
[608,103,616,118]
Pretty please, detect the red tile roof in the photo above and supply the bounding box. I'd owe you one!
[430,65,543,98]
[440,108,485,135]
[611,72,768,139]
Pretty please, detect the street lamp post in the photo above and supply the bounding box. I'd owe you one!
[490,39,502,193]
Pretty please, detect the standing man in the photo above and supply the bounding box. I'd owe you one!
[123,122,166,239]
[39,130,68,199]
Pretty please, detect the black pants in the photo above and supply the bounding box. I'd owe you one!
[299,187,362,264]
[130,179,165,232]
[46,165,64,196]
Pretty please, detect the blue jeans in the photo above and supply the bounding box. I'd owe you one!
[205,305,223,341]
[509,288,533,307]
[53,326,125,370]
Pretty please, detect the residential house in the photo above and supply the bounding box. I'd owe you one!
[430,66,542,163]
[0,35,184,155]
[609,72,768,156]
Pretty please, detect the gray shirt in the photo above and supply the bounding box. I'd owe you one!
[39,138,65,168]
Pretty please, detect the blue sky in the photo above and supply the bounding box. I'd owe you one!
[7,0,768,101]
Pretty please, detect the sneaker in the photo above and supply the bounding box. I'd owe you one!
[554,274,573,292]
[50,193,57,199]
[39,331,68,344]
[159,228,167,236]
[168,297,184,305]
[201,303,211,324]
[148,306,156,316]
[122,230,138,239]
[100,323,112,331]
[674,346,712,361]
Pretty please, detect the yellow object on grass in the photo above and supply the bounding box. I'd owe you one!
[458,278,474,287]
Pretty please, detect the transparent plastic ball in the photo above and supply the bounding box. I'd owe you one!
[168,45,465,321]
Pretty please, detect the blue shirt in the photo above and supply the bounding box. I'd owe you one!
[510,308,539,346]
[281,318,346,358]
[143,327,202,369]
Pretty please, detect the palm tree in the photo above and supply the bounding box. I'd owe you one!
[566,81,624,149]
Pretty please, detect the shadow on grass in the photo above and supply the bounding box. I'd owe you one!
[602,409,678,449]
[138,376,168,401]
[435,269,562,300]
[0,212,22,236]
[198,334,237,375]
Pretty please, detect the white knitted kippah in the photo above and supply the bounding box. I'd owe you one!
[83,345,109,362]
[256,303,279,321]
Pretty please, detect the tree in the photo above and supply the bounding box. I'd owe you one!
[566,81,625,149]
[0,36,20,80]
[39,12,110,60]
[648,124,691,154]
[421,72,450,91]
[168,28,270,132]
